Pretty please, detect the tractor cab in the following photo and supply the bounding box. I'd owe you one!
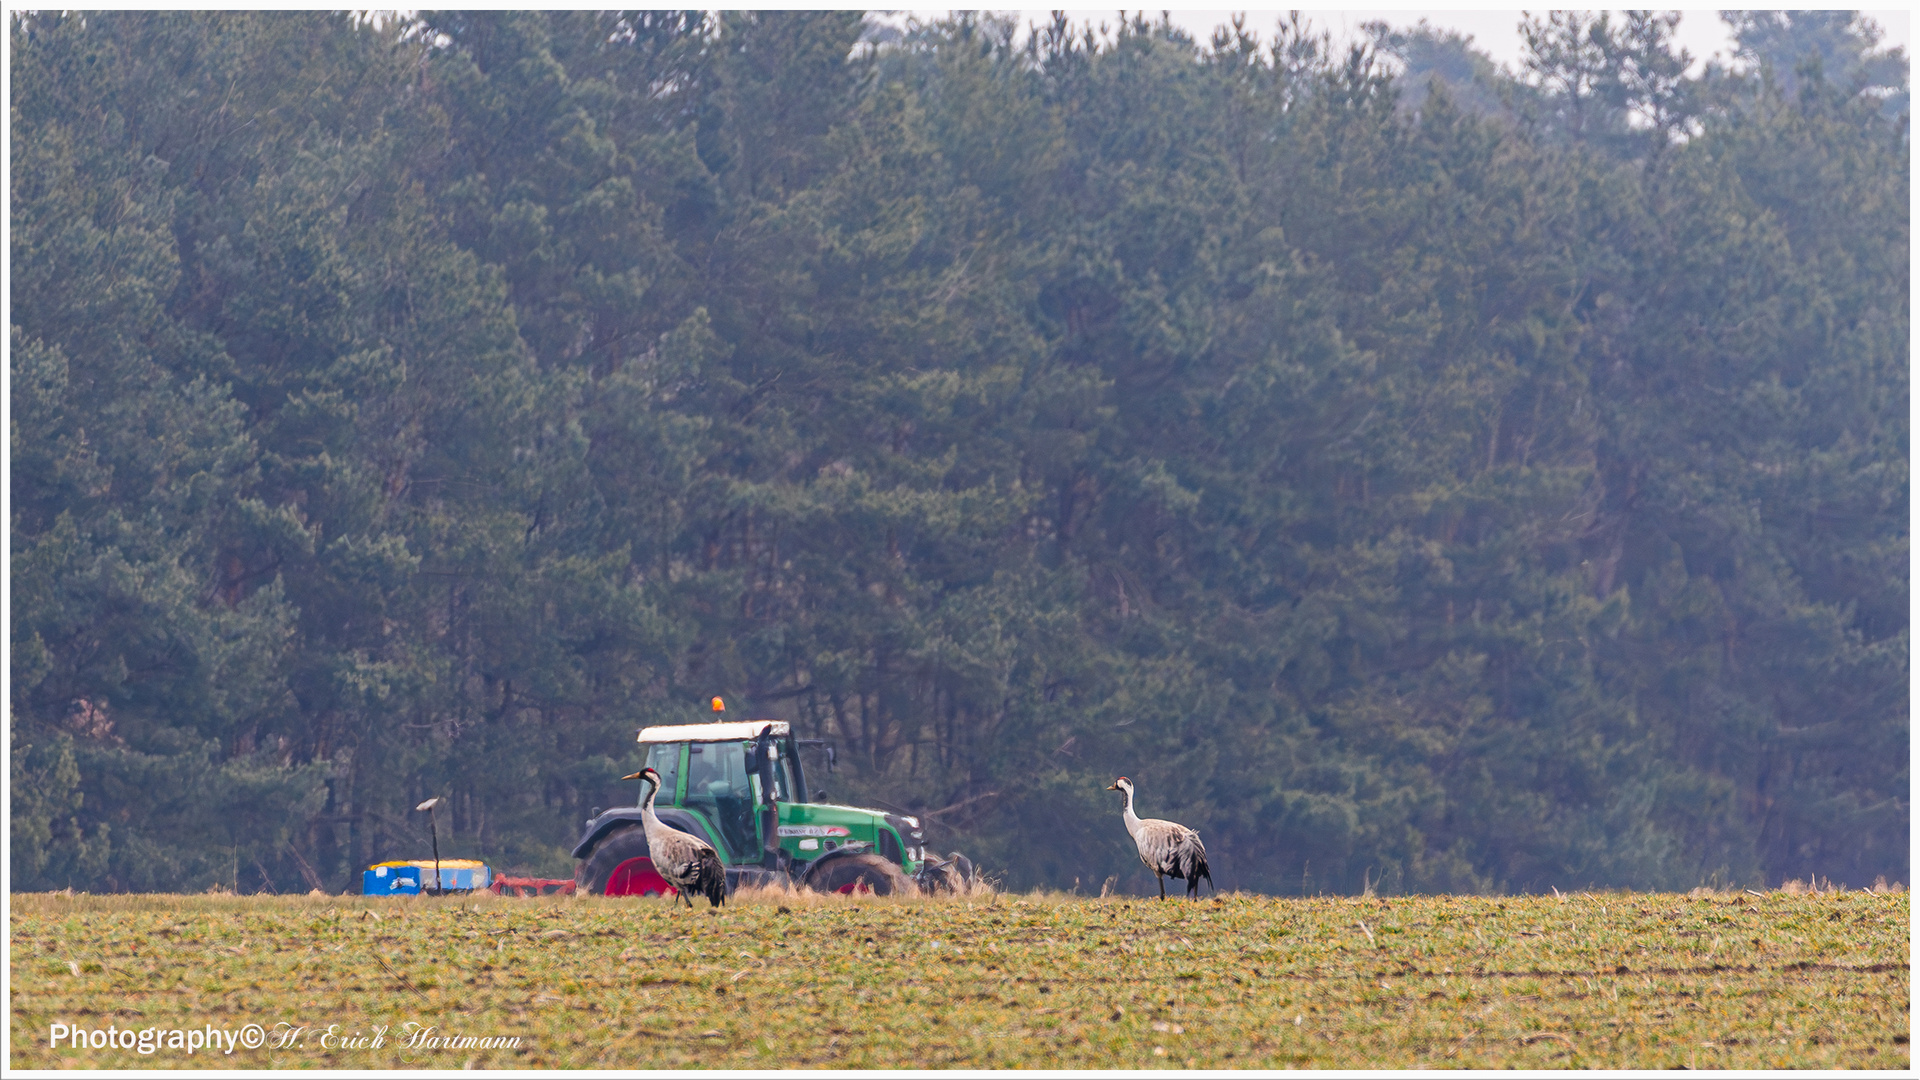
[635,721,803,862]
[572,719,938,897]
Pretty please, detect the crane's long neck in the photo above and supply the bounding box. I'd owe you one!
[640,779,663,832]
[1121,786,1142,838]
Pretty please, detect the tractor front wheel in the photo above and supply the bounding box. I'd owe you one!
[800,852,916,896]
[576,824,679,898]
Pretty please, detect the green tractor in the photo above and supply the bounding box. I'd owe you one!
[572,719,975,898]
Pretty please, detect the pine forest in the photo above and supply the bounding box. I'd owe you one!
[9,11,1908,896]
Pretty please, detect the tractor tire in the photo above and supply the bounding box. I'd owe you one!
[801,852,917,896]
[576,824,678,898]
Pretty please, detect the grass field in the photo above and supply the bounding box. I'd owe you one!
[8,885,1909,1069]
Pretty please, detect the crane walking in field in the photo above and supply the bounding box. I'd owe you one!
[622,767,727,908]
[1107,776,1212,900]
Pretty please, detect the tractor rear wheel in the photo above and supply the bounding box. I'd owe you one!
[577,824,679,898]
[800,852,916,896]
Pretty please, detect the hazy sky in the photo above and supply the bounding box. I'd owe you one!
[887,8,1913,74]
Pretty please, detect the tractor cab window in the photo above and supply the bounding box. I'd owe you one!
[767,741,795,802]
[684,741,757,859]
[641,743,681,804]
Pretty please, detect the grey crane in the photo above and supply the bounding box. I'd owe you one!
[915,851,978,895]
[621,767,727,908]
[1106,776,1212,900]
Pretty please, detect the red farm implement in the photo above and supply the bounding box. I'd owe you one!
[488,876,578,897]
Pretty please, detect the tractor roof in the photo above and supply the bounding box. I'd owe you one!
[637,720,790,744]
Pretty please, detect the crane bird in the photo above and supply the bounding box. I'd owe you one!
[621,767,727,909]
[1106,776,1212,900]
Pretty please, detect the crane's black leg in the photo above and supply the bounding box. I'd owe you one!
[1157,874,1166,900]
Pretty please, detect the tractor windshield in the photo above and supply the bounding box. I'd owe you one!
[642,743,682,803]
[685,741,757,859]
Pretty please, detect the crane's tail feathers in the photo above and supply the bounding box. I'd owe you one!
[1185,858,1214,898]
[698,852,727,908]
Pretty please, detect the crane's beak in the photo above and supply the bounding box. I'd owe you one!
[1105,781,1120,791]
[622,771,645,781]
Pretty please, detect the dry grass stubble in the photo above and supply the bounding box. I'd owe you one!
[8,886,1908,1069]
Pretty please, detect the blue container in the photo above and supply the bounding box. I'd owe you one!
[363,864,421,895]
[362,861,491,895]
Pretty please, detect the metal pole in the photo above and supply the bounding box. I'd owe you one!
[416,797,443,895]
